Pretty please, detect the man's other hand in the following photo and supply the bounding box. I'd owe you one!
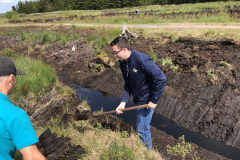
[147,101,157,109]
[116,102,126,114]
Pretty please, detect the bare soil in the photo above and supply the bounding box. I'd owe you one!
[1,26,239,159]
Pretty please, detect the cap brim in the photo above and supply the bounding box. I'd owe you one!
[16,69,25,75]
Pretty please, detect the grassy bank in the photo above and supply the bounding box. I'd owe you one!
[0,27,120,49]
[1,25,240,48]
[35,117,163,159]
[0,55,162,159]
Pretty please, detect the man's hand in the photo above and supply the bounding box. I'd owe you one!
[116,102,126,114]
[147,101,157,109]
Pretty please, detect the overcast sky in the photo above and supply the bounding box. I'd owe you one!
[0,0,20,14]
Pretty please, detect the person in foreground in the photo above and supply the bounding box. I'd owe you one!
[110,36,167,150]
[0,56,46,160]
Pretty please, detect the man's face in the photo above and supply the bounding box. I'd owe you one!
[111,45,126,60]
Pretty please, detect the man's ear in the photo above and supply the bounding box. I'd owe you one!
[8,74,15,82]
[10,74,13,80]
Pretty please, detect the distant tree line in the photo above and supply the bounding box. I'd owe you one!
[12,0,230,14]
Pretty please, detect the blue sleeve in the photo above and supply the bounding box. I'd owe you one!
[140,58,167,104]
[11,110,39,150]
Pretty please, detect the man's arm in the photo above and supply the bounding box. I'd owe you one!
[140,58,167,105]
[19,144,46,160]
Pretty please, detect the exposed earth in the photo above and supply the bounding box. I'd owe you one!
[1,25,240,159]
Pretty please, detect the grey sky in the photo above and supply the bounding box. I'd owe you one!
[0,0,18,13]
[0,0,31,13]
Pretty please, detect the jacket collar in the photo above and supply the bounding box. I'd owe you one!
[127,49,135,62]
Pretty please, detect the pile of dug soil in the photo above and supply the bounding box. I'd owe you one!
[37,128,85,160]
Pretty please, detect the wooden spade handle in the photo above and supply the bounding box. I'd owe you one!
[92,104,147,117]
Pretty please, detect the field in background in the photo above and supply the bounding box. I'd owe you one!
[1,1,240,24]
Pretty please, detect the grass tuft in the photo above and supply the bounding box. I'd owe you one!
[149,45,157,64]
[1,48,16,57]
[10,56,57,101]
[101,140,136,160]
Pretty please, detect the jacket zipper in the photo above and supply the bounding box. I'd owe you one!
[126,61,129,77]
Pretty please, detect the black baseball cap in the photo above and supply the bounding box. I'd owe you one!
[0,56,25,76]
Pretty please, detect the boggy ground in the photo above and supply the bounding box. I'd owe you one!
[1,26,239,159]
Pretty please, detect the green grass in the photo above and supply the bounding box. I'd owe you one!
[101,140,136,160]
[1,1,239,24]
[167,135,195,159]
[149,45,157,64]
[162,57,172,66]
[33,116,163,160]
[83,27,120,52]
[0,30,19,36]
[129,26,240,43]
[84,27,120,45]
[0,29,78,46]
[85,34,98,45]
[1,48,16,57]
[162,57,179,71]
[93,36,108,51]
[220,60,228,66]
[9,56,56,101]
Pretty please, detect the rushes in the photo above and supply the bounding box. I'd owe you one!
[18,30,78,46]
[10,56,57,101]
[149,45,157,64]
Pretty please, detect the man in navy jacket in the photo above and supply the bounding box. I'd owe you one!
[110,36,166,150]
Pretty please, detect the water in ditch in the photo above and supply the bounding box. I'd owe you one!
[71,84,240,160]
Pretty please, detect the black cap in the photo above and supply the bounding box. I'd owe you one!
[0,57,25,76]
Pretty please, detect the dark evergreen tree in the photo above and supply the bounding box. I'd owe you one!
[12,6,16,11]
[38,0,50,12]
[12,0,231,14]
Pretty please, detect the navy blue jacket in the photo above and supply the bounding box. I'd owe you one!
[120,49,166,104]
